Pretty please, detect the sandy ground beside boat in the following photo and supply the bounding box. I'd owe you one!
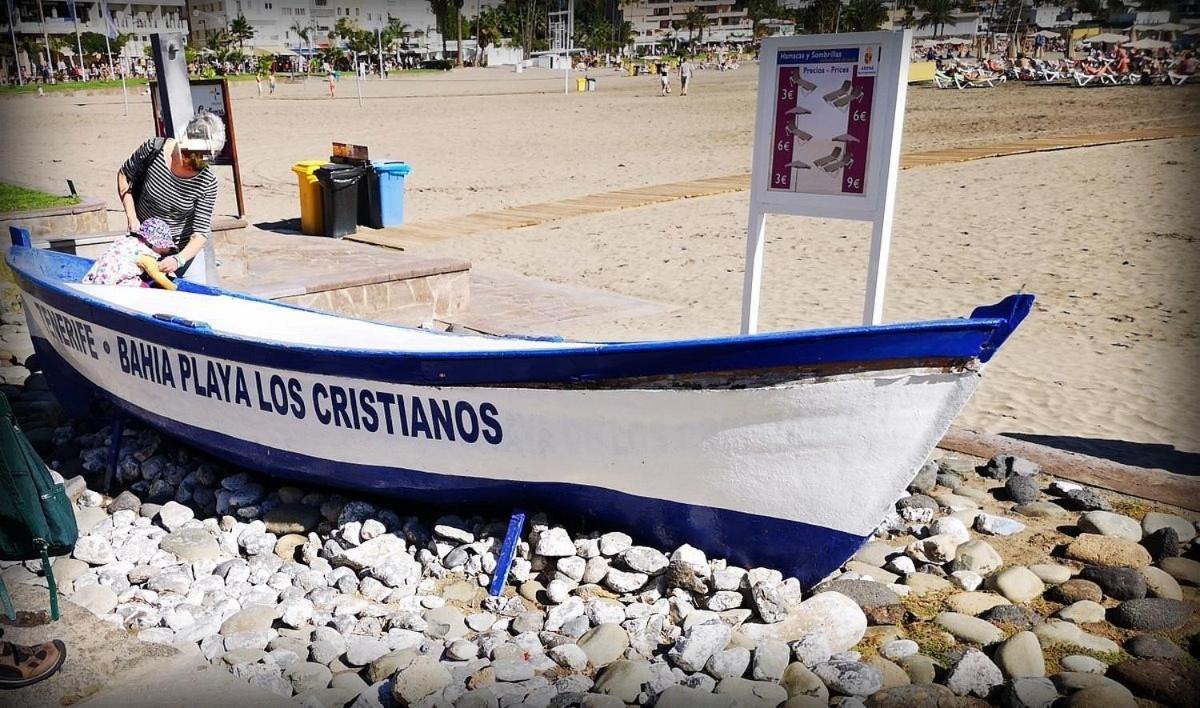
[0,68,1197,458]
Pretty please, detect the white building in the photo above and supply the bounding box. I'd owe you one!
[185,1,438,52]
[3,1,189,58]
[621,0,754,49]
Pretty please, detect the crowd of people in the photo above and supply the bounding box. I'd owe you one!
[935,42,1197,87]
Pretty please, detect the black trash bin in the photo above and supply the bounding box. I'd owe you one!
[315,163,365,238]
[357,164,383,229]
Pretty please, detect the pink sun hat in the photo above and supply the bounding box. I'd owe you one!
[136,218,174,251]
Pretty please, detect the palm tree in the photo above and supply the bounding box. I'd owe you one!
[229,15,255,53]
[453,0,464,68]
[842,0,889,32]
[915,0,959,39]
[427,0,451,58]
[683,7,708,46]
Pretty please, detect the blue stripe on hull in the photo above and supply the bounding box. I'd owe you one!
[33,337,868,588]
[9,246,1034,388]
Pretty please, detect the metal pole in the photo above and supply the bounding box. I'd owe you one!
[6,0,22,85]
[376,27,382,77]
[740,208,766,334]
[70,0,83,78]
[35,0,50,70]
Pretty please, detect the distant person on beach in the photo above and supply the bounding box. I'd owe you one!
[658,61,670,96]
[116,113,224,284]
[679,57,693,96]
[269,69,277,94]
[326,63,336,98]
[255,70,264,97]
[81,217,176,287]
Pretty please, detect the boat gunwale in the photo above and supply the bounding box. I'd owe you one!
[7,245,1026,386]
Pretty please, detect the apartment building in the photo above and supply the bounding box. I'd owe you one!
[622,0,754,48]
[185,1,437,51]
[3,0,189,56]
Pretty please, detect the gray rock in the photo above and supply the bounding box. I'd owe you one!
[1077,511,1142,542]
[108,490,142,514]
[73,535,115,565]
[751,640,789,682]
[287,662,334,694]
[604,568,648,594]
[344,634,390,667]
[1141,512,1196,543]
[160,527,221,561]
[598,532,632,556]
[1079,566,1147,600]
[908,462,937,495]
[1057,601,1106,625]
[995,631,1045,679]
[390,655,451,705]
[330,534,407,572]
[740,591,866,654]
[706,647,751,679]
[1063,683,1137,708]
[934,612,1004,645]
[868,684,959,707]
[655,685,738,708]
[714,677,789,706]
[1125,634,1186,659]
[790,632,833,668]
[1160,557,1200,586]
[1111,598,1192,631]
[1001,677,1059,708]
[975,514,1027,537]
[491,659,535,682]
[71,583,118,616]
[751,582,788,623]
[949,540,1003,575]
[1060,488,1111,512]
[310,627,348,665]
[813,660,882,697]
[547,643,587,672]
[879,640,919,662]
[621,546,668,575]
[1143,527,1181,563]
[1060,655,1108,674]
[221,604,277,635]
[818,579,900,609]
[592,660,653,704]
[535,528,575,557]
[944,649,1003,698]
[578,623,629,668]
[1004,476,1040,504]
[157,501,195,532]
[423,606,467,640]
[990,566,1044,603]
[669,621,733,672]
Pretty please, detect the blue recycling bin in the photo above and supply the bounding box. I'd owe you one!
[374,161,411,227]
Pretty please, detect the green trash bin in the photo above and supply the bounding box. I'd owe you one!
[315,164,365,238]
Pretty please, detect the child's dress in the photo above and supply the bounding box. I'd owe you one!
[81,236,156,287]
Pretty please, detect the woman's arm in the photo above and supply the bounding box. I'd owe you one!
[160,174,217,274]
[159,233,208,274]
[116,169,139,232]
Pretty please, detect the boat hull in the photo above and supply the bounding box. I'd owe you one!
[9,239,1032,587]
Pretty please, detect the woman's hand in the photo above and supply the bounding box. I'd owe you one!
[127,217,141,234]
[158,255,180,274]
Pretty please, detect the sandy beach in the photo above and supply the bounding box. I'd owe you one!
[1,67,1197,459]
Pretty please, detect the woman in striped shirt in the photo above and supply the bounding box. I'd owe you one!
[116,113,224,282]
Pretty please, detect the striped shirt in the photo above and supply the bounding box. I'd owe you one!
[122,139,218,256]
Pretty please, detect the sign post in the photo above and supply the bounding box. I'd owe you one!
[742,30,912,334]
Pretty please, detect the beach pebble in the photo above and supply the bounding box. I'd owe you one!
[668,621,732,672]
[1001,677,1059,708]
[949,540,1003,575]
[1003,475,1041,504]
[593,660,652,703]
[1050,578,1103,604]
[944,649,1003,697]
[1059,488,1111,512]
[975,514,1026,537]
[908,462,938,495]
[751,640,789,682]
[391,655,451,705]
[1139,565,1183,600]
[1159,557,1200,586]
[1061,655,1108,674]
[1079,565,1147,600]
[1013,501,1069,519]
[598,532,632,557]
[1141,512,1196,543]
[621,546,668,575]
[946,591,1009,616]
[1077,511,1142,541]
[813,660,882,697]
[935,611,1005,645]
[578,623,629,668]
[1111,598,1192,631]
[1125,634,1186,660]
[73,535,116,565]
[1028,564,1071,585]
[1142,527,1181,563]
[1057,601,1107,625]
[991,566,1045,603]
[1107,658,1200,707]
[706,647,751,679]
[1064,534,1151,568]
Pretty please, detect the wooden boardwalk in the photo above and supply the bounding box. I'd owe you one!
[348,125,1200,251]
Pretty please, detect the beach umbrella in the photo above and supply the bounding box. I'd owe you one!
[1034,30,1060,38]
[1083,33,1129,44]
[1124,38,1172,50]
[944,37,970,45]
[1184,27,1200,36]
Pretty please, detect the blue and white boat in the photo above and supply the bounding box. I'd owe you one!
[7,231,1032,587]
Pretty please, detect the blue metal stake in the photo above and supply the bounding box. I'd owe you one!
[488,510,526,597]
[104,418,124,494]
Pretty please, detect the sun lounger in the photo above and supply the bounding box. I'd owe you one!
[822,154,853,173]
[1168,71,1195,86]
[832,86,864,108]
[831,133,859,143]
[934,71,958,89]
[788,128,813,143]
[789,75,817,93]
[785,105,812,116]
[785,160,811,170]
[822,80,852,103]
[812,146,842,168]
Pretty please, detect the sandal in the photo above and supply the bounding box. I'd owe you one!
[0,639,66,689]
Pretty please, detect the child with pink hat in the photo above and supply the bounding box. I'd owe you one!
[81,218,177,288]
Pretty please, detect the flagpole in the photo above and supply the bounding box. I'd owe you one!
[98,0,127,115]
[35,0,50,72]
[69,0,83,79]
[5,0,22,85]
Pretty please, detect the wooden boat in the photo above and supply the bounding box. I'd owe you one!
[7,232,1032,587]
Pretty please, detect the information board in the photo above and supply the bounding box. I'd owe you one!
[767,46,879,197]
[742,31,912,332]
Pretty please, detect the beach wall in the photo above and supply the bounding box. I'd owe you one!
[1,197,109,314]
